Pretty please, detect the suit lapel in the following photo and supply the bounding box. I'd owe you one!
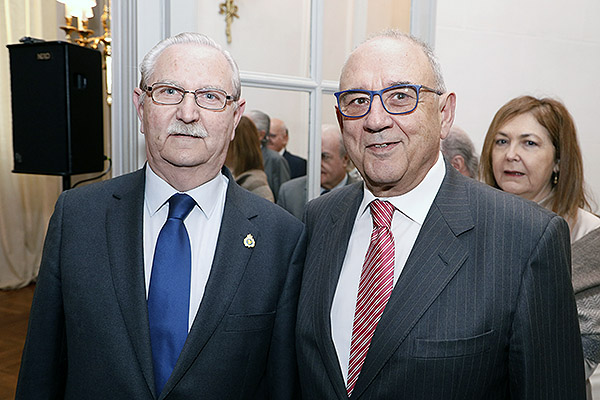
[312,184,364,399]
[105,169,156,396]
[351,166,475,399]
[161,173,257,397]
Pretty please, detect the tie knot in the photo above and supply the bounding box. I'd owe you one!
[167,193,196,221]
[370,199,395,229]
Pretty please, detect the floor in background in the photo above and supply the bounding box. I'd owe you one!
[0,284,35,399]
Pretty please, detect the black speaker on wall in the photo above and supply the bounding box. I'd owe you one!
[7,40,104,176]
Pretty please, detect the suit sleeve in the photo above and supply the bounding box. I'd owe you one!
[15,194,68,399]
[509,215,586,399]
[277,184,288,209]
[266,226,306,400]
[572,229,600,377]
[272,157,291,202]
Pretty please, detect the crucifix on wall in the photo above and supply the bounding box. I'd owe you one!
[219,0,239,44]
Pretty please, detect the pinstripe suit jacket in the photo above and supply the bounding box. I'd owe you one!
[296,164,585,399]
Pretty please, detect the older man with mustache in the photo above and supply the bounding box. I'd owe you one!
[16,32,304,400]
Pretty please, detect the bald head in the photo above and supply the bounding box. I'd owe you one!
[267,118,288,152]
[340,30,446,93]
[441,126,479,178]
[321,124,349,190]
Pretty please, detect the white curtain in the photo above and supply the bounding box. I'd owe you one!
[0,0,61,289]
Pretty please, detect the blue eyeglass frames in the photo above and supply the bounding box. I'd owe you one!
[334,84,443,118]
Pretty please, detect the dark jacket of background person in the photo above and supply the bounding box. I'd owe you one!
[283,150,307,180]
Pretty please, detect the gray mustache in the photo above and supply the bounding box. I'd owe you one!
[167,121,208,138]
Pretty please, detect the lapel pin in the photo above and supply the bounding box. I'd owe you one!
[243,233,255,248]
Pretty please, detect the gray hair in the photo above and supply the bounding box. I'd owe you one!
[138,32,241,102]
[342,29,446,93]
[322,124,346,158]
[441,126,479,178]
[245,110,271,134]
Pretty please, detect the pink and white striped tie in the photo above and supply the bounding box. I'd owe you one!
[346,199,395,397]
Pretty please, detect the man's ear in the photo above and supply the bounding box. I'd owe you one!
[335,106,344,132]
[439,92,456,140]
[451,154,465,172]
[132,88,145,133]
[450,154,472,177]
[342,153,350,169]
[231,98,246,141]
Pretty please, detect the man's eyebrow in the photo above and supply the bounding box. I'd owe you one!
[198,85,227,92]
[150,81,227,92]
[153,79,180,86]
[388,81,413,86]
[345,81,414,90]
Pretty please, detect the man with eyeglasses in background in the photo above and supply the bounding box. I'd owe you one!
[16,32,304,400]
[296,30,585,399]
[277,124,360,220]
[267,117,307,180]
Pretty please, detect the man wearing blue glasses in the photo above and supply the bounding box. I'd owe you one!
[296,30,584,399]
[17,32,304,400]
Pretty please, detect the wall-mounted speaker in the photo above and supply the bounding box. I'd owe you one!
[7,40,104,176]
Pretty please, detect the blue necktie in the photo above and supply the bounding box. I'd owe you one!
[148,193,196,395]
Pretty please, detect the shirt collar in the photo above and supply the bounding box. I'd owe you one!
[321,173,348,194]
[358,153,446,225]
[145,165,229,218]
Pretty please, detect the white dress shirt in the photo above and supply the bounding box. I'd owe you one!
[331,154,446,382]
[143,166,228,330]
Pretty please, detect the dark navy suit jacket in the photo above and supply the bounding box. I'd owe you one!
[283,150,307,180]
[296,164,585,399]
[16,167,305,400]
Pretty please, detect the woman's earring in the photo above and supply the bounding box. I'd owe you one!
[553,172,558,185]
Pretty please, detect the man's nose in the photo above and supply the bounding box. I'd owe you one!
[364,94,393,133]
[176,92,201,123]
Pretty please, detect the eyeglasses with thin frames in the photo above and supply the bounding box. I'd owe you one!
[334,84,443,118]
[145,83,235,111]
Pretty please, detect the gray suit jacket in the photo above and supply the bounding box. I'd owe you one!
[296,164,585,399]
[277,173,361,220]
[573,227,600,364]
[262,146,290,201]
[16,167,305,400]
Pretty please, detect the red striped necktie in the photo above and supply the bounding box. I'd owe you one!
[346,199,395,396]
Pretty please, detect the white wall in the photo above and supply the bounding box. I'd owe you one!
[435,0,600,211]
